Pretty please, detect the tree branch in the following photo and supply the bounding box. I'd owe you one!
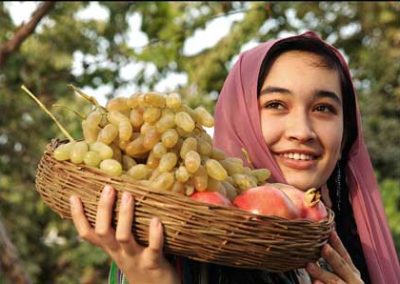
[0,1,56,67]
[0,217,32,284]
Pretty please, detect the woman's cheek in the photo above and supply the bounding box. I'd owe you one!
[260,113,282,146]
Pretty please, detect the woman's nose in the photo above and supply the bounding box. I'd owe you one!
[285,111,316,143]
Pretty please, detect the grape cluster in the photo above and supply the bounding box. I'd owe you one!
[53,91,271,200]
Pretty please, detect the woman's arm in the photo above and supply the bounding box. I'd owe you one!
[70,184,179,284]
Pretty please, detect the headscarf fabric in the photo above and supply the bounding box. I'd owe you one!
[213,31,400,284]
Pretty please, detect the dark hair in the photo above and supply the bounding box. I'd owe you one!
[257,36,357,161]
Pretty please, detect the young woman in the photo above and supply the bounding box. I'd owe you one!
[70,32,399,283]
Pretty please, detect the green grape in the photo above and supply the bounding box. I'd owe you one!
[89,141,113,160]
[210,147,226,160]
[194,106,214,127]
[180,137,197,159]
[175,111,195,132]
[144,92,166,108]
[70,141,89,164]
[155,111,175,133]
[251,168,271,184]
[126,92,143,108]
[150,172,175,191]
[171,181,185,194]
[125,136,148,157]
[143,127,161,149]
[107,111,133,141]
[83,151,102,167]
[97,124,118,144]
[158,152,178,173]
[205,159,228,181]
[219,158,244,175]
[53,141,76,161]
[106,97,130,112]
[122,155,137,171]
[82,120,100,143]
[166,92,182,109]
[143,107,161,123]
[161,129,179,148]
[146,150,160,169]
[193,165,208,192]
[197,137,213,156]
[175,165,190,183]
[232,174,257,190]
[153,142,167,158]
[130,108,144,129]
[184,150,201,173]
[127,164,152,180]
[100,159,122,176]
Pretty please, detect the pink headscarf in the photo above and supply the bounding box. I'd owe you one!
[213,31,400,283]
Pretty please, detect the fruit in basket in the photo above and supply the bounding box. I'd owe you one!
[190,191,232,206]
[233,184,300,219]
[23,85,273,200]
[273,183,328,221]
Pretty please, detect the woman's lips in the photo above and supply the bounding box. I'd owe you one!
[275,153,319,170]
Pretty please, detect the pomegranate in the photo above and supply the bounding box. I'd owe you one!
[273,183,328,221]
[232,184,300,219]
[190,191,233,207]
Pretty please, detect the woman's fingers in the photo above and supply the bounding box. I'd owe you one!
[116,192,141,254]
[321,244,357,281]
[146,217,164,264]
[329,231,358,272]
[70,195,101,247]
[306,262,346,284]
[94,185,119,251]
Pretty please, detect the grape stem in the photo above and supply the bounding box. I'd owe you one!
[68,84,106,111]
[21,85,75,142]
[241,148,254,169]
[52,104,85,120]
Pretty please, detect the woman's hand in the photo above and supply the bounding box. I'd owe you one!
[306,231,363,284]
[70,184,179,284]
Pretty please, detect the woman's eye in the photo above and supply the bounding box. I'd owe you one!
[314,104,336,113]
[264,101,284,110]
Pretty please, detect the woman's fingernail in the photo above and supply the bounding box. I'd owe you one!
[307,262,318,273]
[101,185,112,197]
[150,217,160,228]
[121,192,131,205]
[70,196,78,207]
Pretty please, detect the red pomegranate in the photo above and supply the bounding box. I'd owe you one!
[190,191,233,207]
[273,183,328,221]
[232,184,300,219]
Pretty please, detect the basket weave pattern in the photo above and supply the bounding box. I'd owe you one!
[35,139,334,272]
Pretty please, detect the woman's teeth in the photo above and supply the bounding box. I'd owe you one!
[282,153,314,161]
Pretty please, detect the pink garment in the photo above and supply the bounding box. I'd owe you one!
[213,31,400,283]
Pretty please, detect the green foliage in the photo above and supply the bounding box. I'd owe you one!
[380,179,400,254]
[1,2,399,282]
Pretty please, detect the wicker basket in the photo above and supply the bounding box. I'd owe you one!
[35,139,335,272]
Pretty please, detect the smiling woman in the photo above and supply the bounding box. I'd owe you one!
[258,50,344,191]
[212,31,399,283]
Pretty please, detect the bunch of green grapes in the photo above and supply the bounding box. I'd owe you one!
[53,91,271,200]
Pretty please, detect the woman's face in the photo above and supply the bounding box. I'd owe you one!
[259,51,343,191]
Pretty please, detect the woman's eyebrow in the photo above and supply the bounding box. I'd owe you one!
[315,90,342,105]
[260,86,291,96]
[260,86,342,105]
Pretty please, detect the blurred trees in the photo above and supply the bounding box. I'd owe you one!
[0,2,398,283]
